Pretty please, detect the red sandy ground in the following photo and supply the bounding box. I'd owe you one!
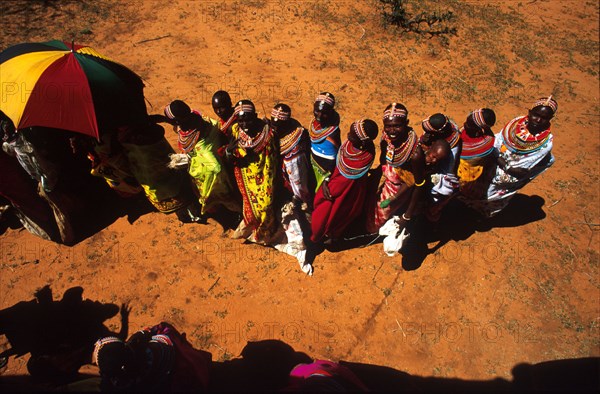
[0,0,598,384]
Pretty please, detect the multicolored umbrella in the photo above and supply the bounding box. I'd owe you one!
[0,40,147,139]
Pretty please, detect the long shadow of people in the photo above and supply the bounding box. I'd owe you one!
[210,340,598,392]
[210,339,313,392]
[404,194,547,271]
[479,194,546,230]
[306,193,547,273]
[0,285,128,385]
[0,336,598,392]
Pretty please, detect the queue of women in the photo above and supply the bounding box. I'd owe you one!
[0,92,557,275]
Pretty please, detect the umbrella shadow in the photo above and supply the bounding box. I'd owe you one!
[0,285,129,385]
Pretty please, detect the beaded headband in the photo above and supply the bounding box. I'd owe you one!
[315,93,335,107]
[271,107,290,122]
[92,336,123,366]
[531,95,558,114]
[470,109,488,129]
[353,119,370,141]
[235,102,256,116]
[163,104,188,120]
[164,104,176,120]
[422,115,448,134]
[383,103,408,120]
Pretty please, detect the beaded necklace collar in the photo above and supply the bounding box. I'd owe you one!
[309,118,339,143]
[502,116,551,154]
[384,128,418,167]
[239,123,272,153]
[177,110,203,154]
[279,127,304,157]
[460,127,495,159]
[219,112,238,133]
[336,140,374,179]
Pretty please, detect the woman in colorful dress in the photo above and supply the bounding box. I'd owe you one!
[309,92,341,194]
[225,100,279,245]
[420,113,462,221]
[117,118,197,222]
[81,128,143,199]
[365,103,426,235]
[311,119,378,244]
[270,103,314,273]
[211,90,238,140]
[456,108,498,216]
[485,96,557,216]
[271,104,314,207]
[163,100,240,219]
[210,91,241,204]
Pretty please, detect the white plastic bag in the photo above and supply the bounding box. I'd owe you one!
[379,216,409,257]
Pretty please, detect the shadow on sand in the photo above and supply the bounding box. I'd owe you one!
[310,193,547,272]
[0,285,128,386]
[0,335,597,392]
[0,286,596,392]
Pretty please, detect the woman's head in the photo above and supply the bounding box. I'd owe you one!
[212,90,234,120]
[422,113,451,137]
[270,103,292,134]
[348,118,378,148]
[313,92,335,124]
[164,100,200,131]
[528,96,557,133]
[464,108,496,136]
[235,100,258,133]
[383,103,409,142]
[94,337,137,389]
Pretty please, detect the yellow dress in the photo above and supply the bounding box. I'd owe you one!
[122,137,190,213]
[230,123,279,245]
[187,116,240,214]
[90,130,142,197]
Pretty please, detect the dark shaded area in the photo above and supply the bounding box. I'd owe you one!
[312,193,547,272]
[0,285,128,385]
[209,340,313,392]
[204,205,243,233]
[401,194,547,271]
[426,194,546,252]
[0,127,158,244]
[0,202,23,236]
[0,336,598,392]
